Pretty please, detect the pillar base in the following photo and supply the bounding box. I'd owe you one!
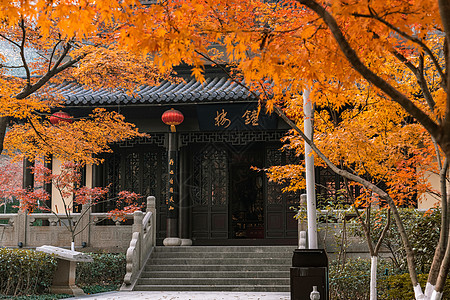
[163,237,182,246]
[180,238,192,246]
[51,285,85,296]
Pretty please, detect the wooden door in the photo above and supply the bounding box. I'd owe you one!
[102,147,168,243]
[191,146,228,240]
[265,148,300,239]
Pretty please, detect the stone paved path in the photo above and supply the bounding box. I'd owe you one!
[70,291,290,300]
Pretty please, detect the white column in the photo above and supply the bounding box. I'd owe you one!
[303,88,318,249]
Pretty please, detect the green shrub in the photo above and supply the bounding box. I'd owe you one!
[379,273,450,300]
[0,248,57,296]
[350,208,441,274]
[329,258,395,300]
[76,253,126,286]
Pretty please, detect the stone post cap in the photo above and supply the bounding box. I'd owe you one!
[36,245,93,262]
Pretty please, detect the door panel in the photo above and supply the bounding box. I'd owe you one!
[265,148,302,239]
[191,146,228,240]
[266,212,284,238]
[103,146,167,243]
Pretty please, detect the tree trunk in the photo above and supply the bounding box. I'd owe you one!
[370,256,377,300]
[426,161,449,298]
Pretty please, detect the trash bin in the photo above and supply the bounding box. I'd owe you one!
[290,249,329,300]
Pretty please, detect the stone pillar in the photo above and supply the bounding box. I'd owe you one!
[44,155,53,210]
[163,132,181,246]
[179,148,192,246]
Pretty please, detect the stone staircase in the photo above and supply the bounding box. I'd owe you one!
[134,246,295,292]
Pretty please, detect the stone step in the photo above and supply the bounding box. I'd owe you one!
[134,285,290,292]
[153,246,296,253]
[135,246,293,292]
[137,278,290,286]
[140,271,290,278]
[147,257,291,265]
[144,264,289,272]
[151,251,292,259]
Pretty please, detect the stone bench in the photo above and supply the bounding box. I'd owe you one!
[36,245,93,296]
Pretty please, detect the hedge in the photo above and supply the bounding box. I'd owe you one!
[0,248,57,296]
[329,258,395,300]
[76,252,126,286]
[0,249,125,297]
[379,273,450,300]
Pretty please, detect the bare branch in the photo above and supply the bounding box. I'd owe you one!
[16,52,87,99]
[374,209,390,255]
[390,48,437,115]
[345,178,375,255]
[18,19,31,87]
[48,40,63,73]
[353,11,446,89]
[0,33,21,48]
[0,64,25,69]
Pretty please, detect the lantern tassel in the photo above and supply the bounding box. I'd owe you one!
[170,125,176,132]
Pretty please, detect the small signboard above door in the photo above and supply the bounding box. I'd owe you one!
[197,103,278,131]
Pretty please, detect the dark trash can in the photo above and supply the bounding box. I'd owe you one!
[290,249,329,300]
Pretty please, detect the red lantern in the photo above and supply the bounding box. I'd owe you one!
[161,108,184,132]
[49,111,73,125]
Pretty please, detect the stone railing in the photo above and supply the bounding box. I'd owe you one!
[122,196,156,290]
[0,207,135,252]
[297,207,398,257]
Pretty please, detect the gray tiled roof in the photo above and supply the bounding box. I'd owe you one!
[52,77,256,106]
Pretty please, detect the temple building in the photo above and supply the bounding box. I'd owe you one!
[36,66,303,246]
[26,66,434,247]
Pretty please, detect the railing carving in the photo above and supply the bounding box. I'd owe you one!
[122,196,156,289]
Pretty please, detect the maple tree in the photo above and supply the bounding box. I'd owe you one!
[108,0,449,298]
[0,0,170,164]
[0,1,166,252]
[12,162,143,251]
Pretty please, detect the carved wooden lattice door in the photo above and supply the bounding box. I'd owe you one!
[104,147,167,241]
[265,148,300,239]
[191,146,228,240]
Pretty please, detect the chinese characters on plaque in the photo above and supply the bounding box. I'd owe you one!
[241,109,259,126]
[197,104,277,131]
[167,158,175,211]
[214,109,231,128]
[214,108,259,128]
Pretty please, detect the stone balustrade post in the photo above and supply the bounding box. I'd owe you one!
[146,196,156,246]
[78,206,91,248]
[132,211,144,234]
[132,211,144,269]
[14,211,27,248]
